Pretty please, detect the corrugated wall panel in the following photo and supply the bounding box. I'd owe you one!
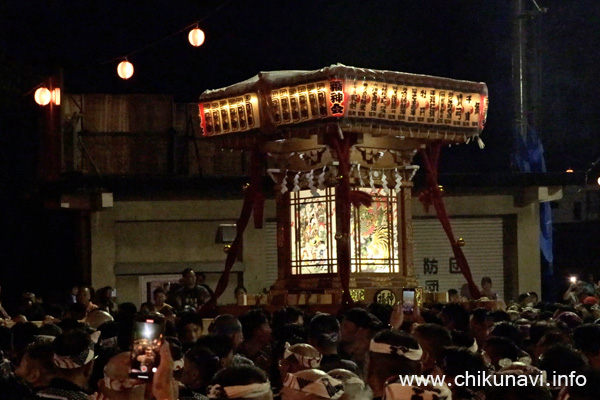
[413,217,505,300]
[263,221,279,286]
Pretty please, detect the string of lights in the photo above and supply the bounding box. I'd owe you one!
[32,0,234,104]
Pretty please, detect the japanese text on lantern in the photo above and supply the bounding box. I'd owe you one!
[200,93,260,136]
[340,79,486,131]
[271,81,330,126]
[329,79,344,116]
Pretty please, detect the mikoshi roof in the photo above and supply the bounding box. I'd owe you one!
[198,63,488,148]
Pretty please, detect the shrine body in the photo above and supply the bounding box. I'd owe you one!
[199,64,488,306]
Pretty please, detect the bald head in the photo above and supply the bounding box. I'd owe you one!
[98,352,146,400]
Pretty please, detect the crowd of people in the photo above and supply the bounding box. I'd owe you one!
[0,268,600,400]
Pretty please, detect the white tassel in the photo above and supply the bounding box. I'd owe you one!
[476,135,485,149]
[369,170,375,191]
[318,166,326,189]
[293,172,301,192]
[394,168,402,192]
[280,173,288,194]
[381,171,389,195]
[358,164,365,187]
[308,170,318,196]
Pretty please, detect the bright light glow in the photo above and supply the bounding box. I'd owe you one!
[597,176,600,186]
[566,168,574,173]
[188,28,205,47]
[143,324,153,338]
[570,276,577,283]
[34,87,51,106]
[51,88,61,105]
[117,60,134,80]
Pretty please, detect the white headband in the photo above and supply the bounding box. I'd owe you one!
[173,358,184,371]
[384,383,450,400]
[53,331,101,369]
[283,373,344,400]
[283,343,323,368]
[207,382,272,399]
[368,340,423,361]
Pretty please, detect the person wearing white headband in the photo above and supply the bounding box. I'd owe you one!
[327,368,370,400]
[35,328,100,400]
[15,341,57,393]
[366,330,422,400]
[207,364,273,400]
[281,369,344,400]
[279,342,323,380]
[412,323,452,376]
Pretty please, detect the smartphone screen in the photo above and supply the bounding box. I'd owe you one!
[402,288,415,313]
[129,318,164,379]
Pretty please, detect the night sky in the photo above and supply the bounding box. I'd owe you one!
[0,1,598,302]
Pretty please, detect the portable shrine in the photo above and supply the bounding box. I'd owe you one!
[199,64,488,306]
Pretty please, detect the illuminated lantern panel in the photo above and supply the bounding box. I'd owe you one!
[34,87,51,106]
[117,60,134,80]
[291,188,337,275]
[351,188,399,273]
[290,188,399,275]
[188,28,205,47]
[51,88,61,105]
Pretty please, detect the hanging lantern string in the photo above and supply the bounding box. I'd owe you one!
[27,0,234,93]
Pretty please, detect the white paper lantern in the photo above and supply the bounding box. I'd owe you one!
[117,60,134,80]
[34,87,51,106]
[188,28,205,47]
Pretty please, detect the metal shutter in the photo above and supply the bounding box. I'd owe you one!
[413,217,504,300]
[263,221,279,287]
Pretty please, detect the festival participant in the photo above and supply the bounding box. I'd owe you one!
[176,311,204,352]
[85,309,114,330]
[470,308,493,349]
[179,344,221,399]
[307,313,360,376]
[234,287,248,305]
[196,335,235,369]
[447,288,461,303]
[208,314,253,366]
[207,364,273,400]
[238,310,273,373]
[327,369,368,400]
[439,303,470,332]
[173,268,211,312]
[96,351,146,400]
[574,323,600,371]
[15,341,57,391]
[338,308,382,372]
[94,286,118,316]
[480,277,498,300]
[196,272,215,298]
[153,287,174,314]
[440,346,488,400]
[538,344,587,397]
[278,343,322,381]
[76,286,98,317]
[412,323,452,375]
[365,329,422,400]
[281,369,344,400]
[272,307,304,330]
[34,329,99,400]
